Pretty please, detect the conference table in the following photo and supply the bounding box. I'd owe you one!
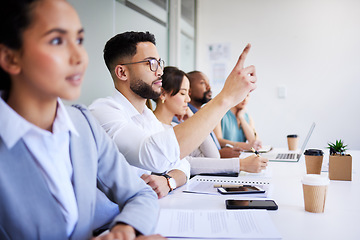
[158,150,360,240]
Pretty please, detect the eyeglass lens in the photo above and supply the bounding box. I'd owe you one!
[149,59,165,72]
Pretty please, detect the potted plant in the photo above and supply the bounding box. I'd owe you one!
[327,139,352,181]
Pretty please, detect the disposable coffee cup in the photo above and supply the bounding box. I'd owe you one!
[302,174,329,213]
[304,149,324,174]
[287,134,298,150]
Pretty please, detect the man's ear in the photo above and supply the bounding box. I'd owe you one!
[0,44,21,75]
[114,64,128,81]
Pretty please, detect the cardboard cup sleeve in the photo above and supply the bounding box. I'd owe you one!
[302,174,329,213]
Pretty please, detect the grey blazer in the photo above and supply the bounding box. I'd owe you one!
[0,105,158,240]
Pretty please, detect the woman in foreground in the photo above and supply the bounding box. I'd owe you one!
[0,0,164,239]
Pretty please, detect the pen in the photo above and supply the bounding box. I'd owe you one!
[251,147,260,157]
[214,184,251,188]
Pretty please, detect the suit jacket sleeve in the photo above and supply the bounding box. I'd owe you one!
[71,105,159,235]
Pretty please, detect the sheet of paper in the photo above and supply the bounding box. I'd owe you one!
[183,181,218,195]
[155,209,281,239]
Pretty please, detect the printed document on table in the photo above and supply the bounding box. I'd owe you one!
[155,209,281,239]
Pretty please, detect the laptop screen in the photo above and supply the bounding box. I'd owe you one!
[297,122,316,159]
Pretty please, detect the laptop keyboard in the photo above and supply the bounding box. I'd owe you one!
[276,153,297,159]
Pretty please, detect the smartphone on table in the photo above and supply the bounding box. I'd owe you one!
[217,185,265,194]
[226,199,278,210]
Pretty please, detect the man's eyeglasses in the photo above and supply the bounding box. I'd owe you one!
[120,58,165,72]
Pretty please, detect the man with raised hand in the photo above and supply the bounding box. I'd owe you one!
[89,32,268,198]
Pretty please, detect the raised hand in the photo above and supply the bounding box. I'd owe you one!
[220,44,257,107]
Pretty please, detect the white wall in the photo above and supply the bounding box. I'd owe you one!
[67,0,169,106]
[196,0,360,150]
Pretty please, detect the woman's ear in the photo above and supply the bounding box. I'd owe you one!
[114,64,127,81]
[159,89,167,103]
[0,45,21,75]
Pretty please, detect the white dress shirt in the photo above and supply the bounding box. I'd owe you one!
[0,94,78,236]
[89,90,190,179]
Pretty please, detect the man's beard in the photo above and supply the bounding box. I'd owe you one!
[130,78,161,99]
[197,90,212,104]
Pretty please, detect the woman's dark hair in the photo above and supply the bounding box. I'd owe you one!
[0,0,39,92]
[103,31,156,72]
[161,66,188,98]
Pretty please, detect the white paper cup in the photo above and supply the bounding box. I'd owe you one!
[302,174,330,213]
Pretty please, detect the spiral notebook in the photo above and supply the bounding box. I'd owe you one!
[183,169,271,196]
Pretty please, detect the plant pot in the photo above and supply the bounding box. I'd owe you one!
[329,154,352,181]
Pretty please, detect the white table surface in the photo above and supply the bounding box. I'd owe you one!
[158,150,360,240]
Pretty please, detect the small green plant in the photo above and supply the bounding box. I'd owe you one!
[327,139,348,155]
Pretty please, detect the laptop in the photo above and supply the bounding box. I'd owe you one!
[262,122,316,162]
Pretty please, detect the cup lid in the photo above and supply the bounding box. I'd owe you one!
[302,174,330,186]
[304,149,324,156]
[287,134,298,138]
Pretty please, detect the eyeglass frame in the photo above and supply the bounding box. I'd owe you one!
[119,58,165,72]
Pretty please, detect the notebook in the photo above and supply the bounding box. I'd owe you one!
[183,170,271,196]
[262,122,316,162]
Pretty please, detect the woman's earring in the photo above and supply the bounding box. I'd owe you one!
[161,99,165,104]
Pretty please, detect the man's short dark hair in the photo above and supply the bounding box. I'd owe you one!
[103,31,156,72]
[187,70,202,87]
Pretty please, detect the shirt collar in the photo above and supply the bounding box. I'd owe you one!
[55,99,79,137]
[188,103,199,113]
[112,89,154,119]
[0,92,78,149]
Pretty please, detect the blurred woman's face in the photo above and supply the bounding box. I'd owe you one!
[11,0,88,101]
[164,76,191,116]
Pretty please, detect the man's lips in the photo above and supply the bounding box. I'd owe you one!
[153,79,162,86]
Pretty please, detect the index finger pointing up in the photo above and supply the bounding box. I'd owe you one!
[235,43,251,69]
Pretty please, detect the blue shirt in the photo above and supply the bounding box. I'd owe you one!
[221,110,250,142]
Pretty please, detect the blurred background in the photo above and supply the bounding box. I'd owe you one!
[68,0,360,150]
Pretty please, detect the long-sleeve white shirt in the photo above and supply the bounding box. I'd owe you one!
[89,90,190,178]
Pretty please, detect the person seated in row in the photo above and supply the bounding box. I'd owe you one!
[152,67,220,159]
[153,66,268,175]
[214,94,263,151]
[89,31,260,197]
[186,70,262,151]
[185,71,243,157]
[89,32,190,199]
[0,1,164,239]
